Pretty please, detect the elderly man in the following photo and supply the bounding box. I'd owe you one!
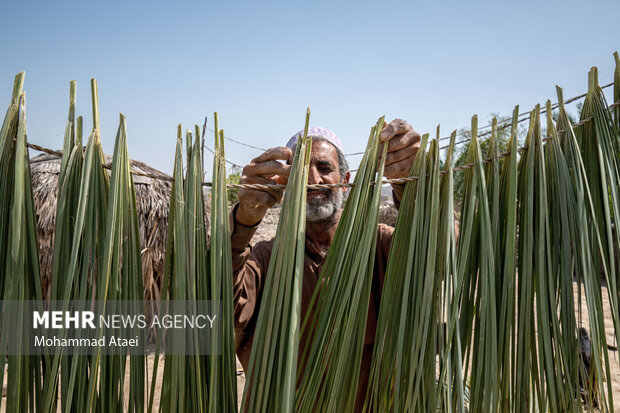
[230,119,420,410]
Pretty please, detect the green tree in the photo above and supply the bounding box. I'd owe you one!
[452,114,517,202]
[226,166,241,204]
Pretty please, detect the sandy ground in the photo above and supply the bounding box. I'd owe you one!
[574,283,620,410]
[249,205,281,245]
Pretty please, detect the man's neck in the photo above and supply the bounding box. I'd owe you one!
[305,210,342,258]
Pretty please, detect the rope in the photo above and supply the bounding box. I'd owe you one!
[27,142,63,157]
[205,127,267,152]
[201,142,243,169]
[207,126,370,158]
[22,99,619,190]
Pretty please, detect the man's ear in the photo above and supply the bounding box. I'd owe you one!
[343,171,351,184]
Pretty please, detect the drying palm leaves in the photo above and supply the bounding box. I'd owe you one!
[157,125,210,412]
[295,116,387,413]
[89,112,145,412]
[615,51,619,132]
[0,51,619,413]
[578,68,620,348]
[571,67,620,412]
[241,109,312,413]
[455,115,500,412]
[366,131,456,412]
[0,73,25,300]
[209,114,238,412]
[155,115,238,412]
[359,59,619,412]
[436,128,465,413]
[44,80,89,413]
[50,80,83,303]
[41,80,109,413]
[488,108,519,413]
[0,72,44,413]
[543,95,593,412]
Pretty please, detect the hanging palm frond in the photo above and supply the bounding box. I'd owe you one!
[0,51,618,413]
[0,72,44,413]
[87,111,145,412]
[209,115,238,412]
[0,72,24,413]
[614,51,619,132]
[295,116,386,413]
[158,124,207,412]
[155,116,239,412]
[242,109,312,413]
[42,80,111,413]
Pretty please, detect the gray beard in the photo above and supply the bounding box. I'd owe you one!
[306,189,343,223]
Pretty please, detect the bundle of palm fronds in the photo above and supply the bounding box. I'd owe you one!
[0,51,618,413]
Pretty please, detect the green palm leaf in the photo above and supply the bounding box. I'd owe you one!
[242,109,312,413]
[296,116,386,413]
[0,51,619,413]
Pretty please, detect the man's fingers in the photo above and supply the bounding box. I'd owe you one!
[241,175,282,188]
[235,146,293,226]
[252,147,293,163]
[379,128,420,179]
[245,146,292,180]
[385,130,421,153]
[384,160,412,179]
[383,145,417,167]
[379,130,421,157]
[379,118,413,141]
[239,175,284,203]
[244,160,292,178]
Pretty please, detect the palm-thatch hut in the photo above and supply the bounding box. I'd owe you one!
[30,152,196,303]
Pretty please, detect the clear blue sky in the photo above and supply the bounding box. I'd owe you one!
[1,0,618,177]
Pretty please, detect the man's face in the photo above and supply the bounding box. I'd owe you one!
[305,140,349,223]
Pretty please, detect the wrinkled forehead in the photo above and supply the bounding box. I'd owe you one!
[309,139,340,164]
[286,138,340,166]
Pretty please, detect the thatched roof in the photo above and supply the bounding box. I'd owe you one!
[30,152,186,302]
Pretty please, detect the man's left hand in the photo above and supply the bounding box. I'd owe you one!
[379,118,421,180]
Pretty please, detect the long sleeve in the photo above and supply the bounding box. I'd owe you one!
[229,203,274,365]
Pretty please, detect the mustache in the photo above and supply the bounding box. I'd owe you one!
[307,188,331,196]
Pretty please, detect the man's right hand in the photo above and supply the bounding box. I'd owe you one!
[235,146,293,227]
